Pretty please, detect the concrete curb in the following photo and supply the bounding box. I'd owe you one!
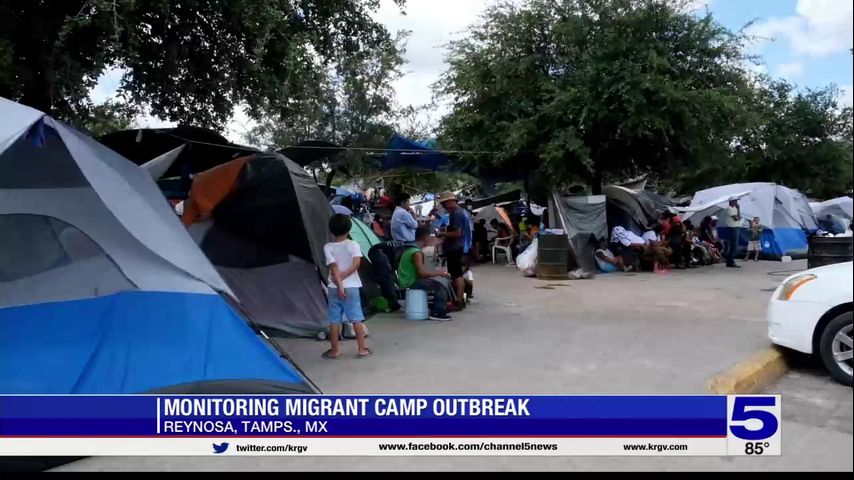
[708,347,790,394]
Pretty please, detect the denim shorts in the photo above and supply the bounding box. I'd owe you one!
[327,287,364,324]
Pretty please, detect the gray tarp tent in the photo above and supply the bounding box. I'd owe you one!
[548,193,608,273]
[603,185,660,235]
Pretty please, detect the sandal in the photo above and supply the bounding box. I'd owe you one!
[321,350,341,360]
[356,348,374,359]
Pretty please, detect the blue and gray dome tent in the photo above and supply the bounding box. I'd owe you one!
[682,182,818,259]
[0,97,316,394]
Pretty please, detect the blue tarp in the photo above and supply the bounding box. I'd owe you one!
[0,291,311,394]
[383,134,453,171]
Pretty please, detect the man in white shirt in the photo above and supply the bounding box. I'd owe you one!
[390,193,419,243]
[722,199,742,268]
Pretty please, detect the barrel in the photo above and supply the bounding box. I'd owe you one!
[537,234,570,280]
[405,289,429,320]
[808,236,854,269]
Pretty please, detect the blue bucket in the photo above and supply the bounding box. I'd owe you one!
[405,289,429,320]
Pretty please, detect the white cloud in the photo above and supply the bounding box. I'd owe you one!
[91,67,124,104]
[748,0,853,57]
[841,85,853,107]
[777,61,805,79]
[374,0,492,115]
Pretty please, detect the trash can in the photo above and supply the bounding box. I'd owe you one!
[808,236,853,269]
[537,234,569,280]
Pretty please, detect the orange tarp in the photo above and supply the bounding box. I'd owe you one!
[182,155,253,226]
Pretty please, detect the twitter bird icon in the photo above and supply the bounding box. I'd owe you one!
[212,442,229,454]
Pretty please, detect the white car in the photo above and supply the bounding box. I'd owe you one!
[768,261,853,385]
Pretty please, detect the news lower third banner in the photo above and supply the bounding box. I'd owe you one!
[0,395,781,456]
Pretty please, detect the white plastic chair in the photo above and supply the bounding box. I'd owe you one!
[492,235,515,265]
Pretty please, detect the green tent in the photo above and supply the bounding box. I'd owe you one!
[349,217,382,260]
[348,218,384,314]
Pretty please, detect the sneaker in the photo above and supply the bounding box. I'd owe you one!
[429,313,453,321]
[726,264,742,268]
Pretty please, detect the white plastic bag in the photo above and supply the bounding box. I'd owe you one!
[516,238,539,277]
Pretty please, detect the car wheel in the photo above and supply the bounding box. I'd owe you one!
[819,311,853,386]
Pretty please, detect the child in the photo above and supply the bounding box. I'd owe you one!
[746,217,762,262]
[323,214,372,359]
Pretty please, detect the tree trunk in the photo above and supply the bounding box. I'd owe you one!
[325,168,337,191]
[591,171,603,195]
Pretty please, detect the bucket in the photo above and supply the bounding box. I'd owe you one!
[405,289,429,320]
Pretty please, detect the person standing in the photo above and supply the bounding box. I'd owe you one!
[436,191,467,308]
[745,217,762,262]
[390,193,418,243]
[322,214,371,359]
[723,199,742,268]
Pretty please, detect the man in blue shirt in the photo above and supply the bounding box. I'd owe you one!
[436,191,467,307]
[390,193,418,243]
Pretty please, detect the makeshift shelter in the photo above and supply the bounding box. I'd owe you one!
[0,97,315,394]
[682,183,817,259]
[810,197,853,232]
[472,204,515,239]
[549,194,609,273]
[182,152,332,337]
[603,185,660,235]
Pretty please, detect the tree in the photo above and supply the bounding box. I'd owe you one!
[724,82,852,198]
[77,100,136,137]
[0,0,402,129]
[435,0,755,193]
[246,30,409,188]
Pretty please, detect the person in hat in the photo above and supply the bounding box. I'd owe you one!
[722,199,742,268]
[435,191,466,307]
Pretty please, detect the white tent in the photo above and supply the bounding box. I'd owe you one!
[810,197,854,222]
[682,182,817,258]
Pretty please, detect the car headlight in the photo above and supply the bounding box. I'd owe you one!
[778,274,817,301]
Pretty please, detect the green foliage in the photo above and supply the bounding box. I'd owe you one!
[436,0,757,192]
[77,100,137,137]
[677,81,853,198]
[0,0,402,130]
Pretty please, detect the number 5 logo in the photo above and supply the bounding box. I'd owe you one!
[729,397,779,440]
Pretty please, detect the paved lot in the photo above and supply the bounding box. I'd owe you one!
[58,259,853,471]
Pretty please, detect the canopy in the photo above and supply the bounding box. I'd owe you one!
[99,126,259,179]
[383,134,453,171]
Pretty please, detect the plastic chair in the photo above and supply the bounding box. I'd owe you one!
[492,235,515,265]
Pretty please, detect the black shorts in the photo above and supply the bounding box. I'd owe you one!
[445,249,464,279]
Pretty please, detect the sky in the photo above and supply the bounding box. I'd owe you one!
[93,0,854,143]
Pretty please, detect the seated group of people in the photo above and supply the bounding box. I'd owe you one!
[367,192,475,321]
[598,213,728,273]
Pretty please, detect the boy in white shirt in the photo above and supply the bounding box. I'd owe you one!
[323,214,372,359]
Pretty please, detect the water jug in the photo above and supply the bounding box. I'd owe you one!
[405,289,429,320]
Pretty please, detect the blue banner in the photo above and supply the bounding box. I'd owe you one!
[0,395,727,438]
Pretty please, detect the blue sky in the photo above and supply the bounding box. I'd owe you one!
[94,0,854,140]
[708,0,853,102]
